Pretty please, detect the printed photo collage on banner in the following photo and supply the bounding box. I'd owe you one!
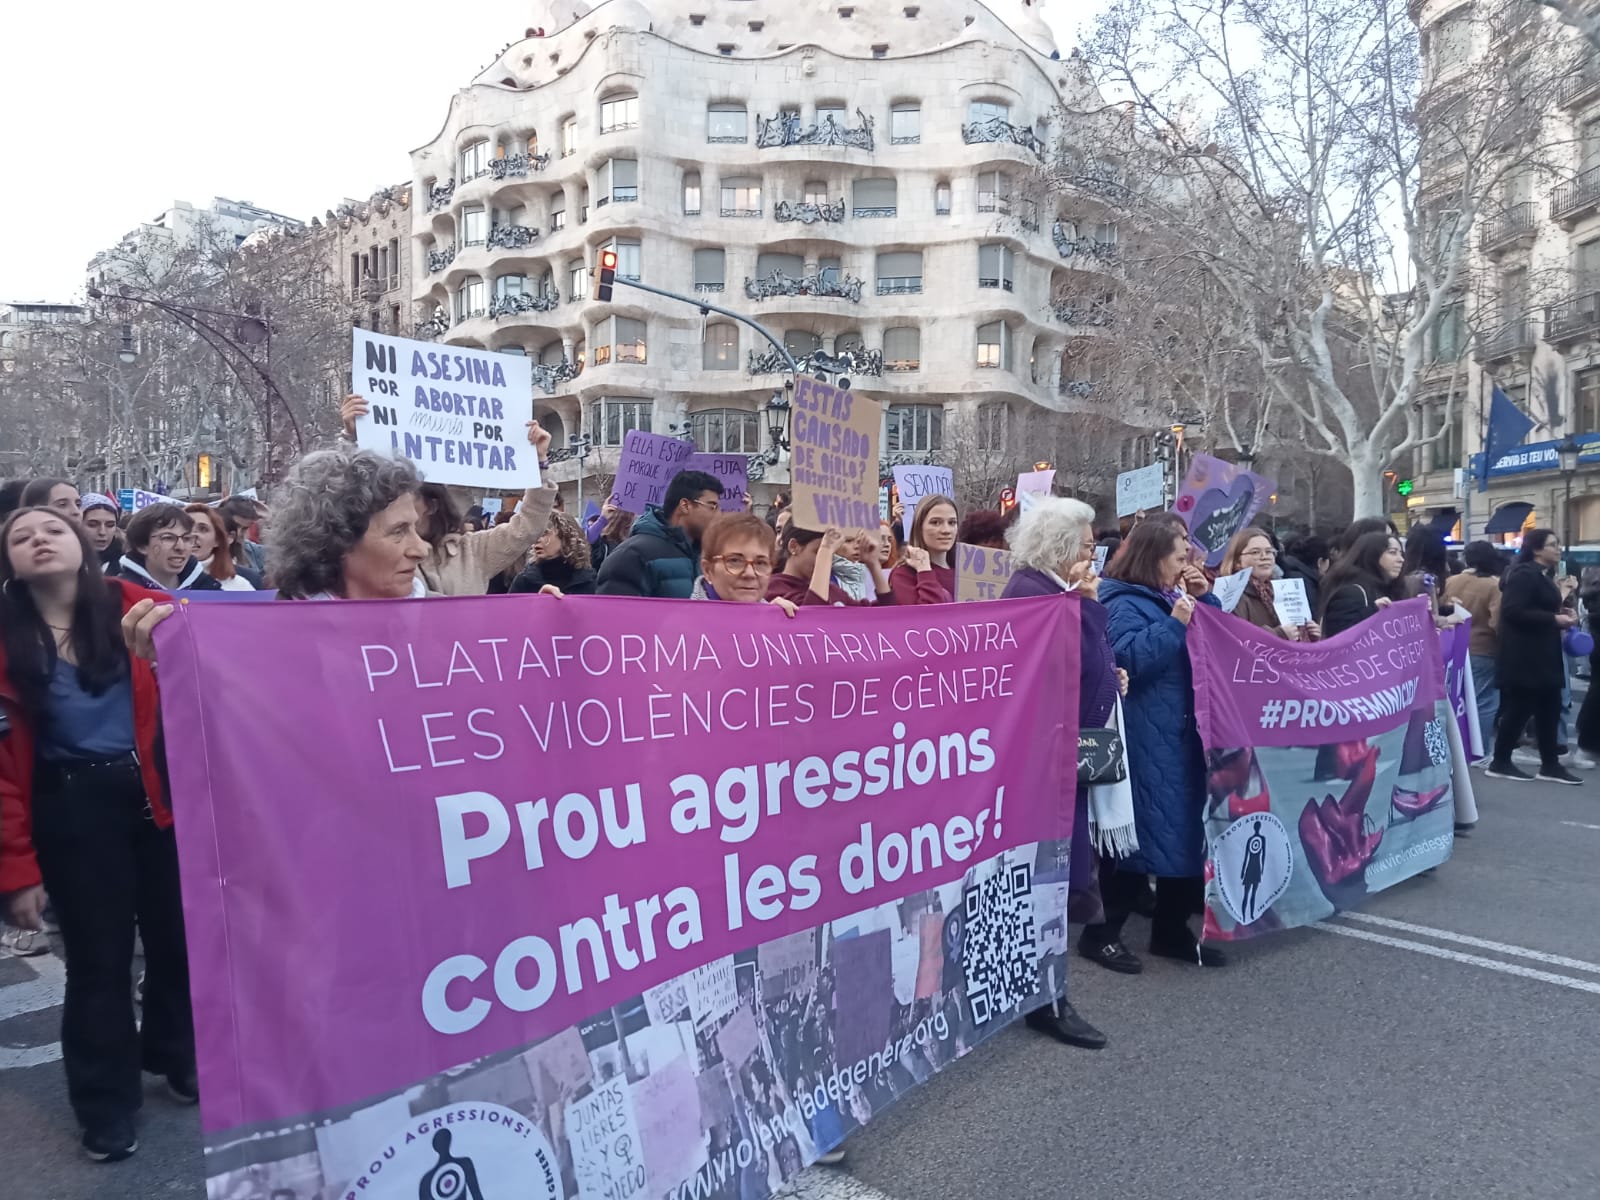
[159,596,1082,1200]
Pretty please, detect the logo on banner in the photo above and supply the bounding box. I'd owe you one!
[358,1104,561,1199]
[1211,812,1293,926]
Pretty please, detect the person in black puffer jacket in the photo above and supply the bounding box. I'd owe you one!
[510,510,598,595]
[595,470,722,599]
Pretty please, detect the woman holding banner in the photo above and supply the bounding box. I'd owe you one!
[1317,532,1407,638]
[0,506,195,1162]
[889,495,959,605]
[1220,528,1320,641]
[1099,520,1226,967]
[690,513,799,615]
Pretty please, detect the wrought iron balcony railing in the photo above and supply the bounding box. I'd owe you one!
[744,269,864,303]
[489,152,550,180]
[756,109,875,151]
[1546,291,1600,343]
[427,245,457,274]
[852,206,896,219]
[530,359,580,395]
[1482,201,1537,252]
[1052,223,1119,263]
[1553,166,1600,222]
[488,289,560,319]
[774,199,845,224]
[962,117,1043,155]
[486,224,538,250]
[876,278,922,295]
[747,346,884,377]
[427,180,456,212]
[416,313,450,340]
[1051,299,1116,326]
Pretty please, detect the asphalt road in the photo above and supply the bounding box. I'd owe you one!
[3,770,1598,1200]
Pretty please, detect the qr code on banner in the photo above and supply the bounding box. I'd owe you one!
[961,861,1037,1025]
[1424,717,1449,767]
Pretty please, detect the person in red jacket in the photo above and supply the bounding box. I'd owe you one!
[0,506,193,1163]
[889,494,959,604]
[766,527,897,606]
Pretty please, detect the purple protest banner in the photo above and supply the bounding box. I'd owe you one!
[156,594,1080,1197]
[683,452,749,511]
[1174,454,1276,568]
[1188,599,1454,941]
[613,430,695,514]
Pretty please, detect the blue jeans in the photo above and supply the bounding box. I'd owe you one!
[1469,653,1498,749]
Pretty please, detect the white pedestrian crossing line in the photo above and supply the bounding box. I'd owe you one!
[775,1168,898,1200]
[0,953,65,1071]
[1316,923,1600,997]
[1560,820,1600,832]
[1335,912,1600,976]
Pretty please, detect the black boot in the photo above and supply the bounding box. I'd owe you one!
[1024,1000,1107,1049]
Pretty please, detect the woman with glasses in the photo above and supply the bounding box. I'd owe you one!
[1220,527,1319,641]
[116,506,222,593]
[691,513,798,614]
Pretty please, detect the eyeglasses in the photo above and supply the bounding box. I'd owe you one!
[710,554,774,576]
[151,532,200,548]
[1241,548,1276,560]
[688,498,722,512]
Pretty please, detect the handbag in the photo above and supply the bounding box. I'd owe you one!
[1564,627,1595,658]
[1078,726,1127,784]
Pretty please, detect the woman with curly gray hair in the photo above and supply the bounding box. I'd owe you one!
[509,510,598,596]
[268,447,430,600]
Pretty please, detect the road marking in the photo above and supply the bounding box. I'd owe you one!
[1316,924,1600,996]
[1335,912,1600,976]
[1560,820,1600,832]
[775,1169,897,1200]
[0,953,65,1071]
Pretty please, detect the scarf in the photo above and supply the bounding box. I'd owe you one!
[1087,697,1138,858]
[831,557,872,602]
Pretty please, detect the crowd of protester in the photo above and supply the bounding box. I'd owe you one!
[0,425,1591,1165]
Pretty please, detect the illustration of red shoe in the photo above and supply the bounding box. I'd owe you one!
[1312,738,1372,782]
[1300,747,1384,893]
[1207,749,1271,818]
[1391,784,1449,820]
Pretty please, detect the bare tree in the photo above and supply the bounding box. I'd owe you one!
[1532,0,1600,51]
[1061,0,1571,517]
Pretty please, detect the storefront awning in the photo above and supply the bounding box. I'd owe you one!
[1484,501,1534,535]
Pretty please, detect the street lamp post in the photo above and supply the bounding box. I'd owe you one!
[568,433,593,512]
[1557,435,1582,546]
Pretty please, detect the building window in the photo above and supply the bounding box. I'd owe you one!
[803,180,830,205]
[684,171,702,215]
[588,397,653,445]
[818,255,842,284]
[969,99,1010,125]
[1430,303,1466,362]
[688,408,762,452]
[976,170,1011,214]
[599,92,639,134]
[569,259,589,299]
[853,177,897,218]
[1577,368,1600,434]
[462,206,488,247]
[599,158,638,205]
[837,330,865,356]
[758,252,805,280]
[935,180,952,215]
[876,250,923,294]
[614,317,647,363]
[580,186,590,223]
[891,103,921,144]
[977,321,1009,368]
[1578,236,1600,290]
[720,177,763,216]
[1429,401,1464,472]
[540,341,565,366]
[708,104,749,143]
[884,326,921,371]
[817,102,848,126]
[550,192,567,232]
[978,244,1015,291]
[604,238,642,281]
[459,139,491,181]
[785,329,822,358]
[694,248,727,292]
[1429,15,1470,74]
[886,404,943,453]
[560,116,578,157]
[455,277,486,322]
[495,274,528,299]
[976,403,1006,451]
[703,323,739,370]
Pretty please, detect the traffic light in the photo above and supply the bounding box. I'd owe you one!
[999,486,1017,514]
[593,249,618,302]
[1395,478,1414,497]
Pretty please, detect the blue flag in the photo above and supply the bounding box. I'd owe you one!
[1479,386,1536,492]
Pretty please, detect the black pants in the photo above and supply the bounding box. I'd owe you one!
[31,756,193,1128]
[1082,869,1201,946]
[1493,685,1562,772]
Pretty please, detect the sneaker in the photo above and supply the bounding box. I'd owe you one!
[82,1117,138,1163]
[165,1070,199,1105]
[0,926,49,957]
[1567,750,1598,770]
[1537,766,1584,786]
[1484,762,1535,782]
[815,1148,848,1166]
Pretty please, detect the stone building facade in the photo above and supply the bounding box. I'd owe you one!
[409,0,1129,503]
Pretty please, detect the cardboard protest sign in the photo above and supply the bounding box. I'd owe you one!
[791,378,882,532]
[956,542,1015,602]
[1115,463,1165,517]
[612,431,695,514]
[1175,454,1274,568]
[158,594,1080,1198]
[682,453,749,512]
[350,329,537,491]
[893,465,954,540]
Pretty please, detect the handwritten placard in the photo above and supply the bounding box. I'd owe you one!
[1115,463,1165,517]
[955,542,1015,602]
[893,465,954,539]
[566,1076,647,1200]
[350,329,537,490]
[1272,577,1313,626]
[688,957,736,1029]
[682,453,749,512]
[612,432,696,514]
[791,378,882,532]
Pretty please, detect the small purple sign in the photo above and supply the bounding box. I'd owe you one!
[1175,454,1276,568]
[683,453,749,512]
[613,431,696,514]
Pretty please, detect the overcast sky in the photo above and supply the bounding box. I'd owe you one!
[0,2,1097,304]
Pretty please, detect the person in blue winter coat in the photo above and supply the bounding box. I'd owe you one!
[1099,519,1226,968]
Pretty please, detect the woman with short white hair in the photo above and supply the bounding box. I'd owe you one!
[1002,497,1132,1051]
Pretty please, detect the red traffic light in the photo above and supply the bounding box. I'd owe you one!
[594,249,619,301]
[599,249,618,271]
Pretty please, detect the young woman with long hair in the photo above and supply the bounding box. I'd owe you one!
[184,504,254,591]
[1317,531,1407,638]
[888,494,959,604]
[0,507,194,1162]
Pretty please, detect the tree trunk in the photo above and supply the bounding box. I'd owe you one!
[1348,444,1387,520]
